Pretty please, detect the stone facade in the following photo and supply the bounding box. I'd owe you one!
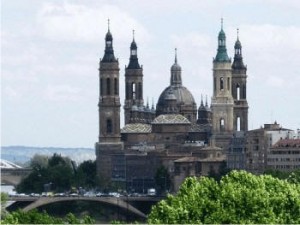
[95,22,249,192]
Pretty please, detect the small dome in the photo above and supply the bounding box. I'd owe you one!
[218,29,226,39]
[131,40,137,49]
[171,62,181,71]
[234,39,241,49]
[105,30,113,41]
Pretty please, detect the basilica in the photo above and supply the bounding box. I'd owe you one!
[95,21,249,192]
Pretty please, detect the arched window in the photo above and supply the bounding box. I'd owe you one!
[114,78,118,95]
[220,77,224,90]
[236,84,240,100]
[138,83,142,99]
[220,118,225,131]
[107,119,112,134]
[132,83,136,100]
[106,78,111,95]
[237,117,241,131]
[126,82,130,99]
[227,77,230,90]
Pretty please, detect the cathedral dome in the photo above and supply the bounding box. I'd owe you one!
[157,86,196,106]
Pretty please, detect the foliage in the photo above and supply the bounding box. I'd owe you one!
[1,192,9,219]
[265,169,300,184]
[74,160,97,189]
[154,166,171,194]
[1,209,95,224]
[148,170,300,224]
[17,153,97,193]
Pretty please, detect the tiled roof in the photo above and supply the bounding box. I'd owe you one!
[152,114,190,124]
[121,123,152,133]
[273,139,300,148]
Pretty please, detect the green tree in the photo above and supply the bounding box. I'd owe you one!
[154,166,171,194]
[75,160,97,189]
[1,209,95,224]
[148,170,300,224]
[1,192,9,219]
[17,153,74,193]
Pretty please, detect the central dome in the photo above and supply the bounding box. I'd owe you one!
[156,50,197,122]
[157,86,196,106]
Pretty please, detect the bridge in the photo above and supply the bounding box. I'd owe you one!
[1,168,32,186]
[7,196,164,219]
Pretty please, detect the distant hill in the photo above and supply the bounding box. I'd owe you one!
[1,146,95,165]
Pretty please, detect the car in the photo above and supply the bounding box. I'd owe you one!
[70,193,79,197]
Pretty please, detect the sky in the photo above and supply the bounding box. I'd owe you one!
[2,0,300,148]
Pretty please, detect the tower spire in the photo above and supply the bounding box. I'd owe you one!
[221,17,223,30]
[214,18,230,62]
[133,29,135,41]
[201,94,204,106]
[102,19,116,62]
[127,29,140,69]
[175,48,177,64]
[232,28,246,69]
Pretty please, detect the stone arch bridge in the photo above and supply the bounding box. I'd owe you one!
[7,196,163,219]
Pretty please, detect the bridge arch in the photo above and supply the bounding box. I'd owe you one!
[22,197,146,218]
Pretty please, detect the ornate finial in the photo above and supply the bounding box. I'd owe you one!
[201,94,204,106]
[146,97,149,108]
[152,97,155,109]
[108,18,110,31]
[205,95,208,107]
[221,17,223,30]
[237,28,239,40]
[133,29,135,41]
[175,48,177,64]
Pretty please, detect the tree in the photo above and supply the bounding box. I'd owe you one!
[1,192,9,219]
[148,170,300,224]
[74,160,97,189]
[1,209,95,224]
[154,166,171,194]
[17,153,74,193]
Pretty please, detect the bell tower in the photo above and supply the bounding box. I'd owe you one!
[95,20,123,186]
[124,30,144,124]
[232,29,248,132]
[211,19,234,148]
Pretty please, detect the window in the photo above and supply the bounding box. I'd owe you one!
[132,83,136,100]
[236,84,240,100]
[114,78,118,95]
[106,41,112,47]
[220,77,224,90]
[227,77,230,90]
[131,49,137,55]
[220,118,225,131]
[107,119,112,134]
[138,83,142,99]
[126,82,130,99]
[106,78,111,95]
[237,117,241,131]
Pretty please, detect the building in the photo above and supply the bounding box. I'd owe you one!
[267,139,300,171]
[95,20,249,192]
[245,122,294,174]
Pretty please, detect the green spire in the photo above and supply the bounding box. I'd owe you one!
[215,18,230,62]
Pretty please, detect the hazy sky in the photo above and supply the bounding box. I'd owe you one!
[2,0,300,148]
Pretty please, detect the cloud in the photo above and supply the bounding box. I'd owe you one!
[36,2,151,44]
[44,85,83,102]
